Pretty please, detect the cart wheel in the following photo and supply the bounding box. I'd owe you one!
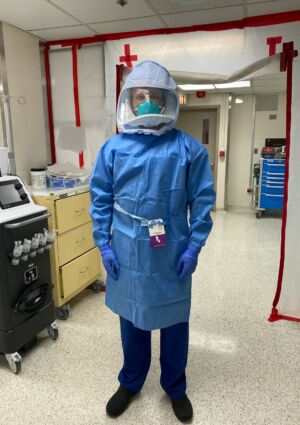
[90,280,103,293]
[55,305,70,320]
[5,353,22,374]
[47,322,59,341]
[256,211,262,219]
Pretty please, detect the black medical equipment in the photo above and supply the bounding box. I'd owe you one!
[0,175,58,374]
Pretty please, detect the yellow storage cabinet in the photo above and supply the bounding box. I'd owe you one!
[31,187,104,320]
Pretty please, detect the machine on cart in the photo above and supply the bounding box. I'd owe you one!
[0,175,58,374]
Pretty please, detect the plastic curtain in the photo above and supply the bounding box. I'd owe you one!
[103,22,300,322]
[47,20,300,322]
[49,44,106,171]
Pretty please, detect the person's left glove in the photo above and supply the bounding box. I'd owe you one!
[100,245,120,280]
[176,244,201,280]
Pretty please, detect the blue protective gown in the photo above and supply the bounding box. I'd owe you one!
[90,128,215,331]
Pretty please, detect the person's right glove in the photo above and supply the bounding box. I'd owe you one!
[100,245,120,280]
[176,244,201,280]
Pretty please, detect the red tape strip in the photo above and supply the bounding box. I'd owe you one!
[72,45,84,168]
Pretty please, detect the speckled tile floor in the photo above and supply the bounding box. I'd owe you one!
[1,210,299,425]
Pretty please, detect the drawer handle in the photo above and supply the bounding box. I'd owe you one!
[262,193,284,197]
[74,208,86,214]
[75,237,86,244]
[263,175,284,179]
[266,172,285,176]
[80,266,90,274]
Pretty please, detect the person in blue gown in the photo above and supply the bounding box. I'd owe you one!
[90,60,215,422]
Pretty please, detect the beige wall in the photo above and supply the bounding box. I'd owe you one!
[179,92,286,209]
[227,93,286,208]
[0,112,4,147]
[183,93,230,210]
[2,23,48,183]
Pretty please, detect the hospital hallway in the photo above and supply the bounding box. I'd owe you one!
[0,210,299,425]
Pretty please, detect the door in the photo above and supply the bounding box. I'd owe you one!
[176,109,217,183]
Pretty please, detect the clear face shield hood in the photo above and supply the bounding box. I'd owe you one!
[116,61,179,136]
[117,88,178,135]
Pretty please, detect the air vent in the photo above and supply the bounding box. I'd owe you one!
[256,95,278,111]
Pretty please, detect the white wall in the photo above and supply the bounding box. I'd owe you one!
[184,93,229,210]
[227,94,255,208]
[0,112,4,147]
[227,92,286,208]
[2,23,48,183]
[253,93,286,164]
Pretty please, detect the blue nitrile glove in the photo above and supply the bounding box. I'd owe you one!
[176,244,201,280]
[100,245,120,280]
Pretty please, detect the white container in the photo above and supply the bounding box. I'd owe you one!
[30,168,47,189]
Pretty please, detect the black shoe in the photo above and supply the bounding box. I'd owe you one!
[106,385,137,417]
[171,394,193,422]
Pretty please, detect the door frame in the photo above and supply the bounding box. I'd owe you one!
[178,94,230,211]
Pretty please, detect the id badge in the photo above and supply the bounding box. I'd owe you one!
[148,219,166,248]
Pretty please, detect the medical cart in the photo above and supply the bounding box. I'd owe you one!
[256,158,285,218]
[31,186,104,320]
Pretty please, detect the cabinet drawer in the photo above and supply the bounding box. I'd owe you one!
[60,247,101,299]
[262,161,285,173]
[260,193,284,210]
[57,221,95,266]
[55,192,91,233]
[262,171,285,180]
[261,184,284,195]
[262,176,285,185]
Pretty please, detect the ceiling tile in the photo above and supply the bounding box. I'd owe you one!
[0,0,79,30]
[50,0,155,24]
[90,16,164,35]
[253,86,286,93]
[247,0,300,15]
[162,5,244,27]
[149,0,243,14]
[254,73,286,82]
[246,0,272,2]
[29,25,96,42]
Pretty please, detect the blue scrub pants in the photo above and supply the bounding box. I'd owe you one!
[118,316,189,400]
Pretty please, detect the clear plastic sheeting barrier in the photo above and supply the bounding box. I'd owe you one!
[49,44,106,170]
[104,22,300,321]
[48,20,300,321]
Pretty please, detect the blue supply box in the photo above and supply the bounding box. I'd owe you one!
[46,175,82,188]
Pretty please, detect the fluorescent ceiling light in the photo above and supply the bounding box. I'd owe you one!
[178,81,251,91]
[215,81,251,89]
[178,84,215,90]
